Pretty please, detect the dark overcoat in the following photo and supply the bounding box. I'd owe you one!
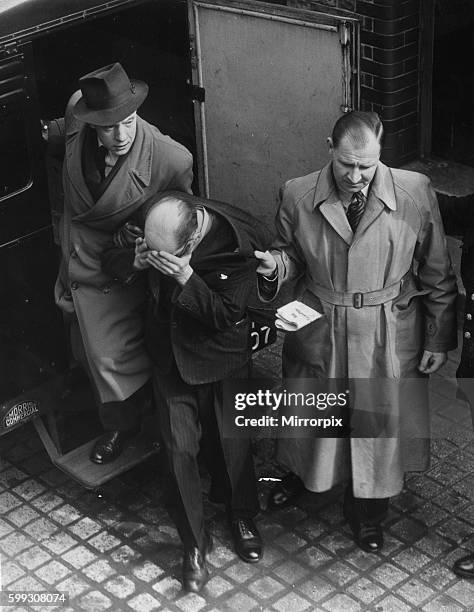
[438,191,474,380]
[55,113,193,402]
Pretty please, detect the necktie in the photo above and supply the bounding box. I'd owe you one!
[346,191,366,232]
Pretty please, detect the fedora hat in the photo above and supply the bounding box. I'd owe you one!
[73,62,148,126]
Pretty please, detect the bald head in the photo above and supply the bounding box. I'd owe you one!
[144,195,198,254]
[330,110,383,150]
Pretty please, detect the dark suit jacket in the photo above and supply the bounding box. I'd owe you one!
[438,192,474,378]
[102,196,272,385]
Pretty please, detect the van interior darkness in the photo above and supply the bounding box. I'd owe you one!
[34,0,195,156]
[431,0,474,165]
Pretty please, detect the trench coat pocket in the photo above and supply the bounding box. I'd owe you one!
[283,290,330,373]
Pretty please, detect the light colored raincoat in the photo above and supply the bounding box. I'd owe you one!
[266,162,457,498]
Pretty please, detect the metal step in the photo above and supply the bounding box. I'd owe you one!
[32,415,160,489]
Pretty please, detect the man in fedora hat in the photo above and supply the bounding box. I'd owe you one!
[53,62,193,464]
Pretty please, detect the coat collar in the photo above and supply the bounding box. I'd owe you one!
[313,162,397,245]
[65,116,153,223]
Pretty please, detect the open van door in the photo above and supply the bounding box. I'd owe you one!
[0,43,67,430]
[188,0,359,224]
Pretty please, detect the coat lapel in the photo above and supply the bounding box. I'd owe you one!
[354,162,397,239]
[71,117,153,225]
[65,128,95,214]
[315,164,353,246]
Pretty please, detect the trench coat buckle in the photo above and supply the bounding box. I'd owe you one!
[353,292,363,309]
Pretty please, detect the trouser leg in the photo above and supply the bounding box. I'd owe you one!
[153,366,205,550]
[198,373,259,520]
[99,380,151,431]
[344,485,389,525]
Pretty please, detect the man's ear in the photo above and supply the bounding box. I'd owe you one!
[183,234,200,257]
[327,136,334,155]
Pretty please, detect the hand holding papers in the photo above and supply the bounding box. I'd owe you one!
[275,300,322,331]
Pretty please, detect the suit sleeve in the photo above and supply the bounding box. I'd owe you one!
[437,191,474,237]
[175,259,256,331]
[258,180,306,302]
[416,180,458,352]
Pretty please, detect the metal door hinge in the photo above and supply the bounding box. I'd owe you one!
[339,22,350,46]
[2,41,19,56]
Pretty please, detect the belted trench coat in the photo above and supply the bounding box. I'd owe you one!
[265,162,457,498]
[55,114,193,402]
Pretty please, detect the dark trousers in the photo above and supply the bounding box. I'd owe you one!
[344,485,389,526]
[152,363,259,551]
[99,381,151,431]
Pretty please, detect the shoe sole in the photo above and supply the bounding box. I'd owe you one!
[236,552,263,563]
[453,567,474,579]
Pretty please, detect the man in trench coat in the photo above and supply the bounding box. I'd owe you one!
[256,111,457,553]
[54,63,193,463]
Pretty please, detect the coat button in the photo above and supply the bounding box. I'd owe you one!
[467,313,473,321]
[464,331,471,339]
[71,281,79,290]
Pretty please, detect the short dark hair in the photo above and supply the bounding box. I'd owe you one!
[147,191,201,248]
[331,111,383,148]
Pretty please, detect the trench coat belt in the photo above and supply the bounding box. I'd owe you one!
[308,272,412,309]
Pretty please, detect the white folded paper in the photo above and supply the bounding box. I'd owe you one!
[275,300,322,331]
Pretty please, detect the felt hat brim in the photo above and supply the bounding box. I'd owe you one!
[72,80,148,126]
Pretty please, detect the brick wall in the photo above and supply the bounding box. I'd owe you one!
[288,0,422,166]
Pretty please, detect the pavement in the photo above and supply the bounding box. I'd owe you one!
[1,158,474,611]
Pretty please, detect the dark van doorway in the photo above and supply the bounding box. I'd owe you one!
[431,0,474,165]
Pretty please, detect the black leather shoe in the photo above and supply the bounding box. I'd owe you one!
[354,523,383,553]
[231,518,263,563]
[344,506,383,553]
[267,472,305,510]
[343,490,384,553]
[90,429,139,464]
[453,553,474,579]
[182,534,213,593]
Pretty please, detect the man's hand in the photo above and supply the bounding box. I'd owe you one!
[133,237,151,270]
[254,250,277,277]
[147,248,193,286]
[418,350,447,374]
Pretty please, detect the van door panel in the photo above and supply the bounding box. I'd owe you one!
[189,0,358,225]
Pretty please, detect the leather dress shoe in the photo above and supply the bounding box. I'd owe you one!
[90,429,139,464]
[344,508,383,553]
[267,472,305,510]
[453,553,474,579]
[352,523,383,553]
[182,533,213,593]
[231,518,263,563]
[343,492,384,553]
